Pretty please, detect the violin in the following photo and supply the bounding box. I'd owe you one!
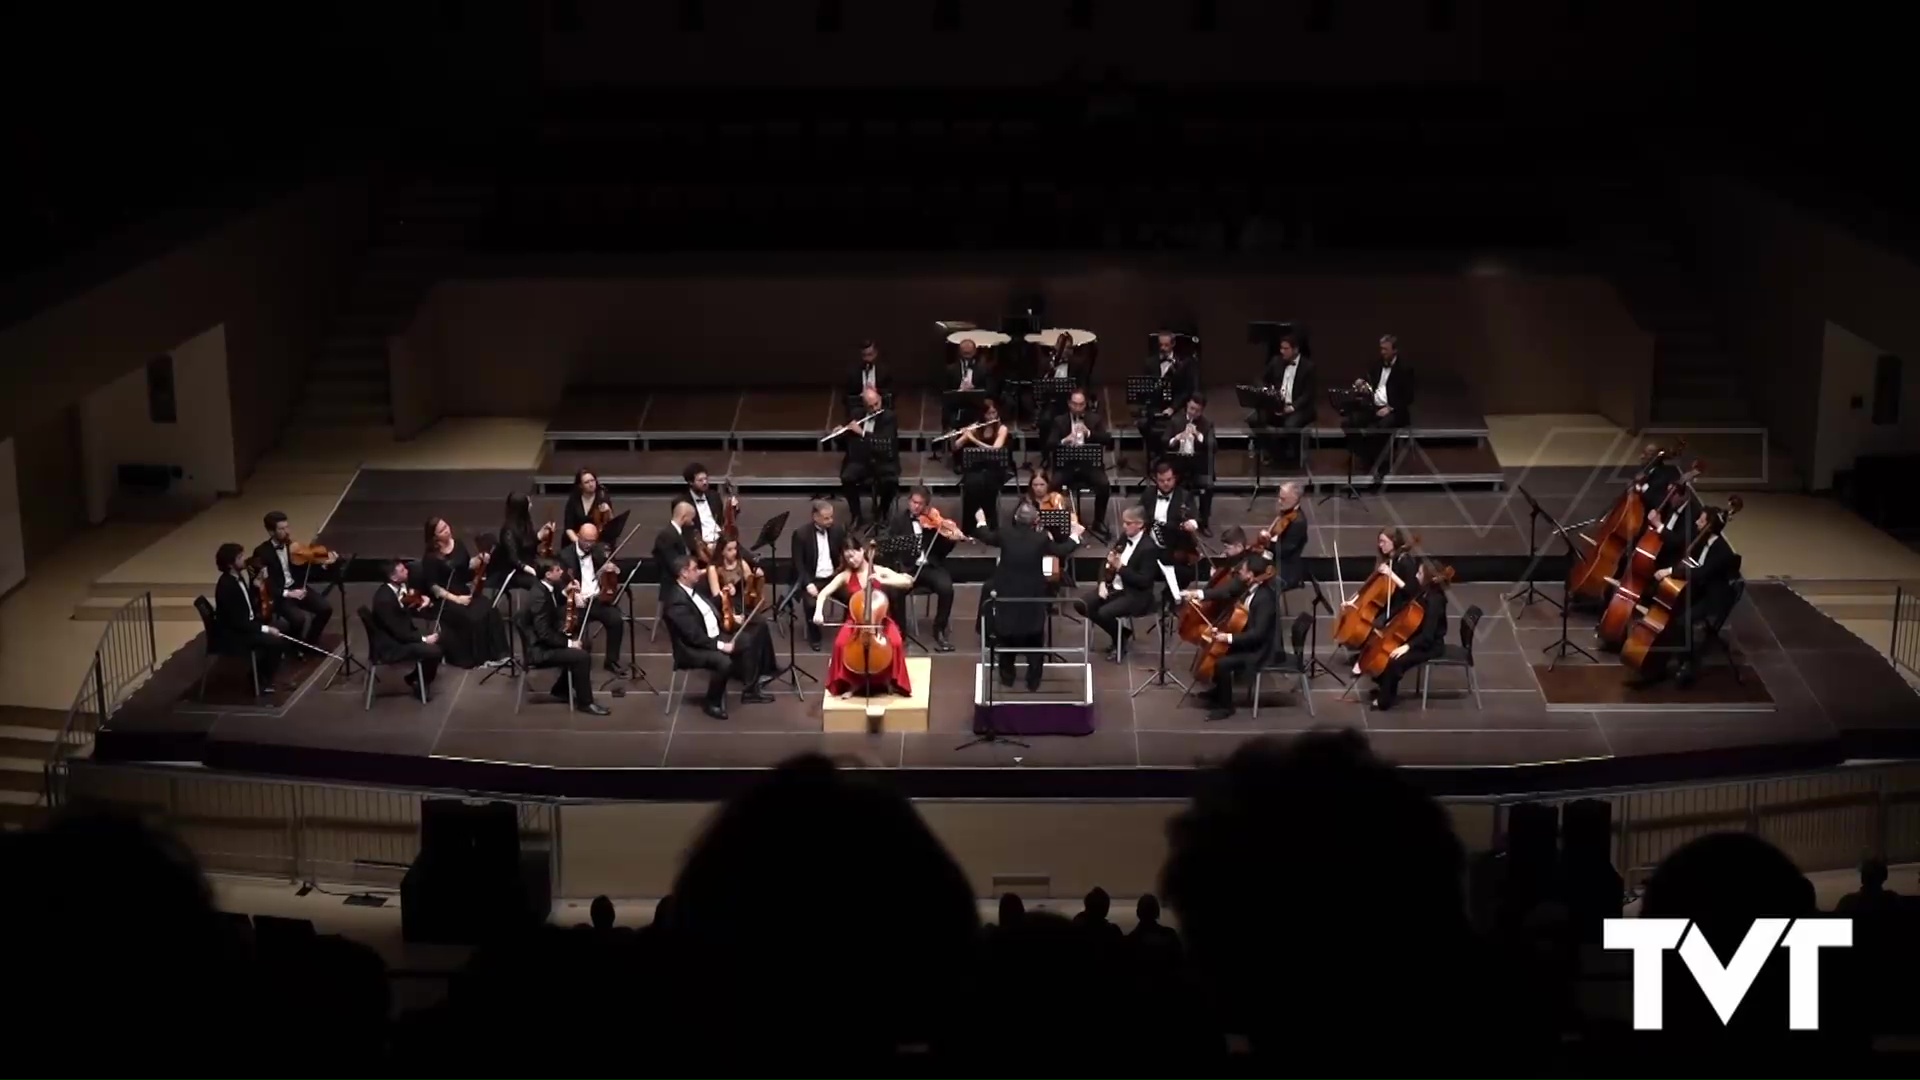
[1357,564,1454,678]
[1333,535,1417,649]
[536,521,557,560]
[842,547,895,679]
[1597,459,1706,647]
[1251,505,1301,553]
[1621,496,1743,671]
[1566,441,1684,602]
[471,534,494,595]
[247,558,274,623]
[717,559,765,634]
[1193,564,1276,682]
[719,481,739,544]
[399,584,431,613]
[1097,534,1129,597]
[290,541,336,566]
[561,580,581,636]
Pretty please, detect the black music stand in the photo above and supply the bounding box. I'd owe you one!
[1301,575,1347,686]
[876,530,931,655]
[960,446,1014,516]
[1051,443,1106,530]
[316,553,366,690]
[1319,388,1370,504]
[1235,384,1283,507]
[1505,486,1568,612]
[1540,509,1600,670]
[607,561,658,697]
[942,387,989,423]
[772,576,821,697]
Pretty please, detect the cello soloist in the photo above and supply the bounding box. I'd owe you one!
[813,537,917,698]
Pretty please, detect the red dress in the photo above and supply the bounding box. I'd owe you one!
[825,575,912,697]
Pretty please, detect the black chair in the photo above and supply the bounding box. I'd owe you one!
[658,606,700,716]
[1418,604,1484,709]
[193,596,261,700]
[356,607,427,711]
[511,607,574,715]
[1252,611,1316,717]
[1693,578,1748,683]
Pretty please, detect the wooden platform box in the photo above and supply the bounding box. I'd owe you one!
[821,656,933,733]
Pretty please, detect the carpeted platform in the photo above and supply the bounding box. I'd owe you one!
[92,581,1920,800]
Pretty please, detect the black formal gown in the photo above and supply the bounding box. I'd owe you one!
[420,539,509,668]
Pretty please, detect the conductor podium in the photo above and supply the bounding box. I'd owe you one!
[821,656,933,733]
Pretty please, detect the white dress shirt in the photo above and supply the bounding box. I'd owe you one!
[861,365,876,388]
[1158,357,1174,378]
[813,528,834,579]
[692,493,720,544]
[682,583,721,640]
[234,570,256,620]
[1152,493,1172,524]
[575,546,599,600]
[1373,364,1393,408]
[275,542,293,584]
[1113,534,1142,591]
[1280,360,1299,405]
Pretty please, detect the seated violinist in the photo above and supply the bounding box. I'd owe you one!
[704,534,781,687]
[663,554,772,720]
[1368,559,1450,711]
[887,486,962,652]
[681,462,737,550]
[213,542,289,693]
[1633,504,1742,689]
[559,521,628,677]
[563,468,613,546]
[1264,481,1310,590]
[369,559,443,697]
[253,510,336,648]
[813,538,917,698]
[1200,552,1283,722]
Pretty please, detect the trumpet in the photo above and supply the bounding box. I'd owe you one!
[1351,376,1374,395]
[1066,418,1089,446]
[821,408,886,445]
[1174,421,1199,456]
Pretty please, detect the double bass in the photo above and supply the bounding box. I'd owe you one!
[1621,496,1743,671]
[1357,565,1454,678]
[1334,535,1417,649]
[1566,442,1684,602]
[1192,562,1276,682]
[841,544,895,680]
[1596,459,1705,646]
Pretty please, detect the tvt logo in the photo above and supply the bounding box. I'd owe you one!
[1603,918,1852,1030]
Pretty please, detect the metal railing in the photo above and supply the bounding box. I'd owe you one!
[1893,584,1920,680]
[44,592,158,807]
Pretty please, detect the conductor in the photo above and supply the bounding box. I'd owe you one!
[972,503,1083,691]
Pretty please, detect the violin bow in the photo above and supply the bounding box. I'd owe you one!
[280,634,349,664]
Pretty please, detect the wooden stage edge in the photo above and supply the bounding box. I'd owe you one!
[1532,663,1775,713]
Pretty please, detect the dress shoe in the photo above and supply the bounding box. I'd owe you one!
[934,631,954,652]
[807,638,821,652]
[702,703,729,721]
[604,661,630,677]
[741,690,775,705]
[549,687,571,701]
[1206,705,1235,721]
[999,669,1017,688]
[1199,525,1213,538]
[576,702,610,716]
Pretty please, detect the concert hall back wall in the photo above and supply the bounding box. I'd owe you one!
[404,261,1651,425]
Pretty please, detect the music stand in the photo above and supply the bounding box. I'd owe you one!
[1540,513,1601,670]
[772,575,821,696]
[608,560,658,697]
[316,552,366,690]
[1029,375,1077,457]
[1051,443,1105,527]
[942,388,989,423]
[1125,376,1171,482]
[1505,486,1567,612]
[1318,388,1369,504]
[960,446,1014,491]
[876,530,931,655]
[1300,575,1347,686]
[1235,384,1283,507]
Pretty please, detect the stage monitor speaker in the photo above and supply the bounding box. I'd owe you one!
[403,799,537,945]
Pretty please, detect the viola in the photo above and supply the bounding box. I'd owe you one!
[290,541,336,566]
[1357,565,1454,678]
[561,580,581,636]
[842,569,894,678]
[471,534,494,595]
[717,562,764,634]
[719,481,739,544]
[1192,566,1276,682]
[1333,539,1417,649]
[247,559,274,623]
[1596,460,1706,647]
[590,500,613,530]
[1621,496,1743,671]
[1566,442,1684,602]
[536,521,557,560]
[399,585,431,613]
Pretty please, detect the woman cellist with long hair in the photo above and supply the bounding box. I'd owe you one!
[1335,527,1418,654]
[1365,558,1451,711]
[813,536,917,698]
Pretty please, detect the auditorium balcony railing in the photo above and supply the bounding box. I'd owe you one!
[44,593,158,808]
[1893,583,1920,681]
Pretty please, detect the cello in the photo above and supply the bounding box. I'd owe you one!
[1357,564,1454,678]
[1621,496,1742,671]
[1566,442,1684,602]
[1193,562,1276,682]
[841,544,895,683]
[1178,551,1248,647]
[1334,534,1416,649]
[1596,459,1706,646]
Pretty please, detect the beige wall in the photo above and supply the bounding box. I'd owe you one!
[12,407,83,570]
[401,258,1651,426]
[0,176,370,500]
[1693,177,1920,487]
[1814,322,1918,491]
[78,324,237,522]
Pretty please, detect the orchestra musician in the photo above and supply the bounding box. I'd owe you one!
[664,553,775,719]
[1257,334,1317,466]
[887,486,962,652]
[845,339,894,405]
[1045,388,1113,540]
[792,500,849,652]
[656,500,704,572]
[705,536,780,685]
[563,468,613,546]
[1075,505,1161,661]
[419,517,509,669]
[525,557,608,715]
[369,559,443,696]
[943,338,998,433]
[492,492,553,593]
[558,521,630,677]
[1034,331,1092,439]
[955,397,1011,532]
[836,385,900,527]
[1142,459,1201,540]
[252,510,336,648]
[1347,528,1420,676]
[1633,504,1742,689]
[1266,481,1310,589]
[813,537,917,698]
[974,502,1083,691]
[1355,335,1416,491]
[1179,526,1254,607]
[1165,392,1217,535]
[1368,559,1450,711]
[1200,552,1283,722]
[681,463,738,549]
[1138,333,1197,447]
[214,542,288,693]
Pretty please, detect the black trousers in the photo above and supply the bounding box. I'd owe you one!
[895,564,954,633]
[995,629,1046,691]
[381,640,443,686]
[1051,465,1111,529]
[275,589,333,645]
[1375,646,1439,706]
[962,470,1004,532]
[537,646,593,705]
[1352,415,1401,481]
[1259,405,1313,462]
[1077,588,1156,646]
[1207,648,1271,706]
[251,635,287,685]
[681,647,733,707]
[579,600,624,666]
[841,463,899,525]
[803,576,838,646]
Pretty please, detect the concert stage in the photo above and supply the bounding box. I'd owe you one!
[92,579,1920,801]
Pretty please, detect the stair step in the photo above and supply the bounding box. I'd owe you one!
[296,400,394,425]
[0,759,46,794]
[0,790,47,831]
[0,725,57,761]
[0,707,66,732]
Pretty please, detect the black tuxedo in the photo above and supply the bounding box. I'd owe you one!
[678,488,726,543]
[845,363,894,404]
[1139,486,1198,540]
[792,522,849,647]
[884,510,956,636]
[524,580,593,706]
[1353,358,1415,483]
[1269,511,1310,589]
[558,542,625,667]
[1033,354,1092,439]
[1260,355,1318,463]
[1375,590,1448,707]
[976,523,1081,689]
[249,539,332,645]
[1136,353,1196,446]
[214,571,286,683]
[370,583,441,686]
[1206,580,1283,709]
[1076,528,1162,650]
[663,580,760,708]
[942,357,998,433]
[1045,410,1113,529]
[1162,413,1217,526]
[653,524,693,573]
[836,410,900,526]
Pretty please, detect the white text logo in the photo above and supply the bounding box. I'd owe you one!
[1602,918,1851,1030]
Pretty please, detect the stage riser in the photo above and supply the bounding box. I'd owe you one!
[531,475,1506,496]
[550,431,1489,454]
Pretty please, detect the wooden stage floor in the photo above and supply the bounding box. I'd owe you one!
[94,580,1920,800]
